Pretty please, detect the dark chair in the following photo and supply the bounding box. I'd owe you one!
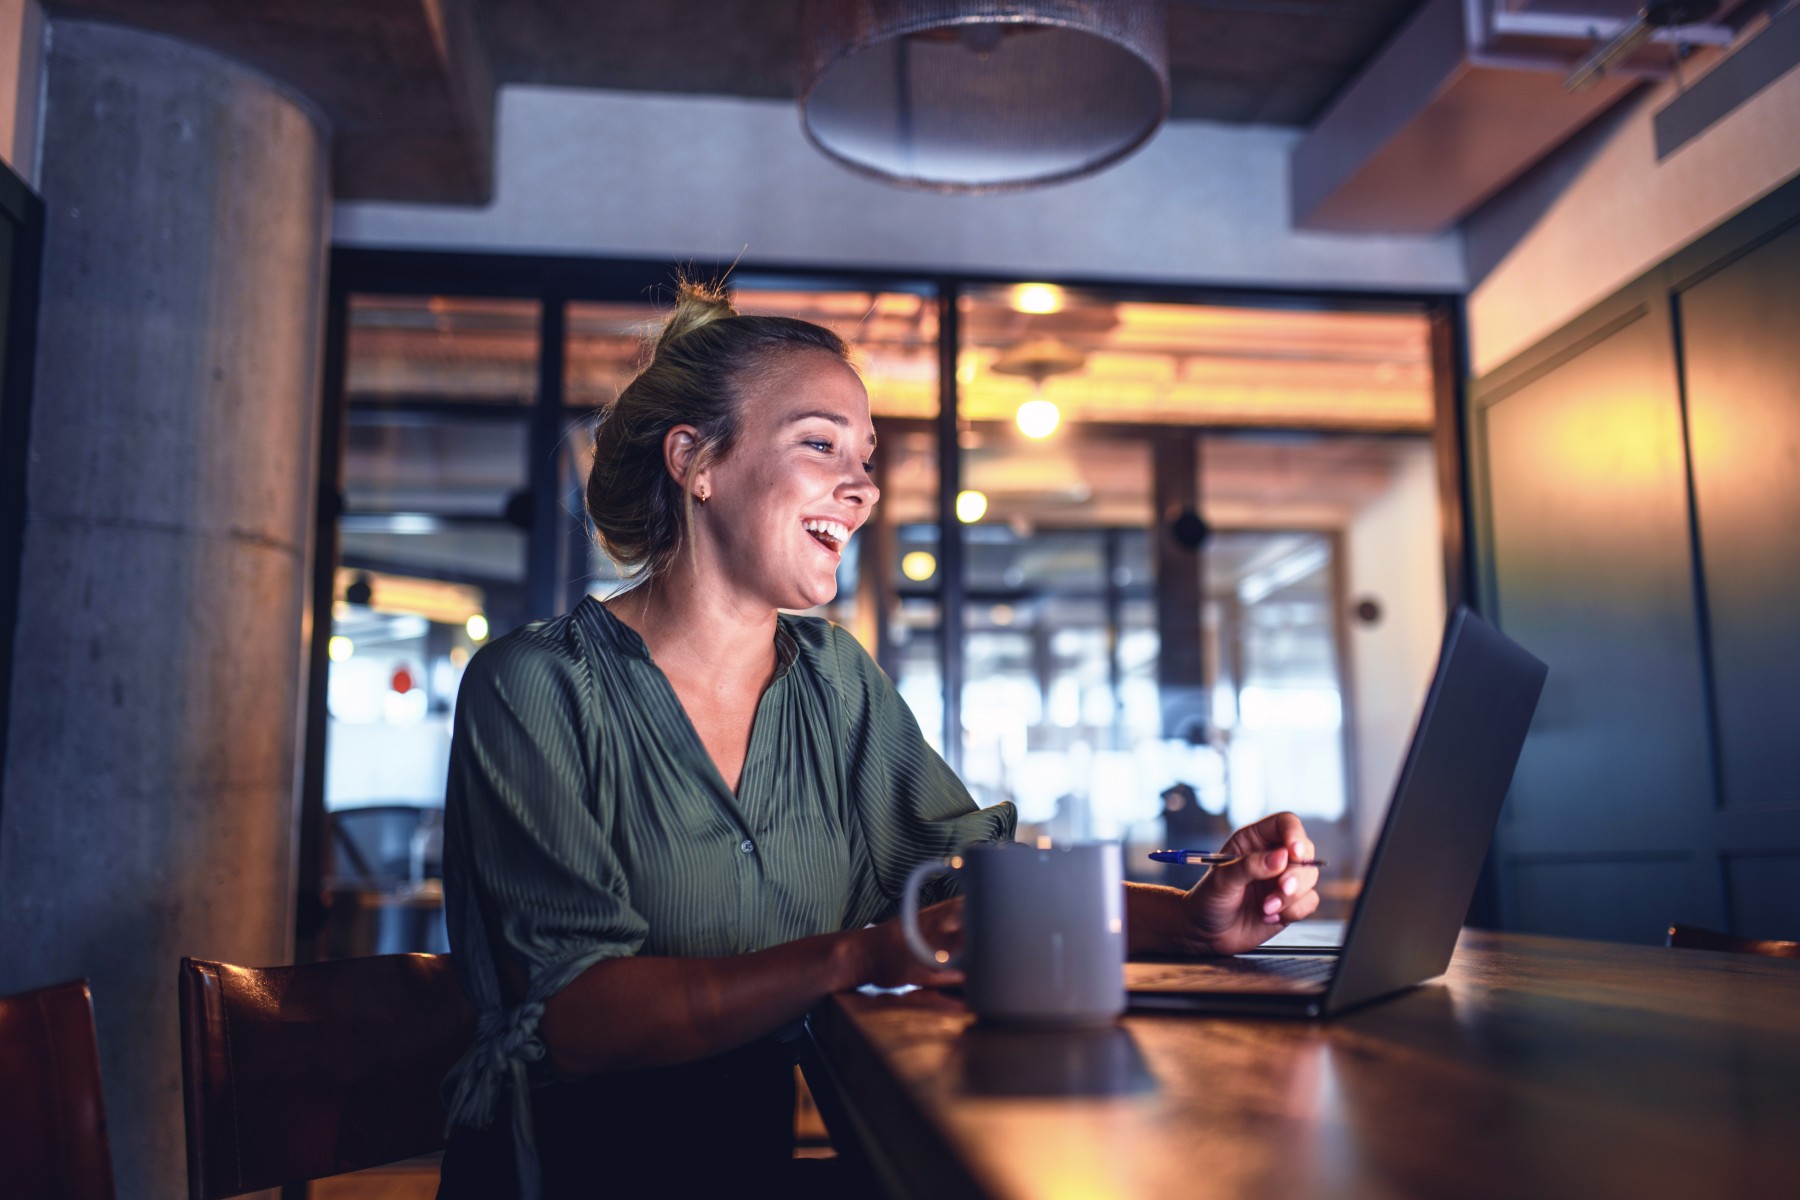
[0,979,117,1200]
[1666,923,1800,959]
[328,804,444,890]
[178,953,475,1200]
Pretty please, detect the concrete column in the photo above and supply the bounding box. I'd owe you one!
[0,20,328,1200]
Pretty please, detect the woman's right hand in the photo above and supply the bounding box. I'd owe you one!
[847,897,966,989]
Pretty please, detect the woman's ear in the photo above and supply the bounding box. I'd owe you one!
[662,425,707,500]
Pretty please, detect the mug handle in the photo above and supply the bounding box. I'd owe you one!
[900,859,963,970]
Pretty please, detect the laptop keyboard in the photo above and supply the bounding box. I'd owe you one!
[1126,953,1337,995]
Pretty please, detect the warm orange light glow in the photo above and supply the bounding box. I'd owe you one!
[1549,395,1680,484]
[1011,283,1065,314]
[1016,398,1061,438]
[902,551,938,581]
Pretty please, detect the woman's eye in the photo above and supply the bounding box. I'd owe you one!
[806,439,834,453]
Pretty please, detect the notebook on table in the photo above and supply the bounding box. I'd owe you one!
[1127,605,1547,1019]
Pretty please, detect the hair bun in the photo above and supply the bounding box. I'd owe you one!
[655,278,738,355]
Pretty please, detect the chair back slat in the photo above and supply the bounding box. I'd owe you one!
[0,978,117,1200]
[179,952,474,1200]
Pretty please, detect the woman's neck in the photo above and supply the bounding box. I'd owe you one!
[605,565,779,689]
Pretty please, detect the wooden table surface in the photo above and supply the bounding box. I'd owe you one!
[804,929,1800,1200]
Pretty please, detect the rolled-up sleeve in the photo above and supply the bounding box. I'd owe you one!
[829,626,1016,928]
[440,631,648,1138]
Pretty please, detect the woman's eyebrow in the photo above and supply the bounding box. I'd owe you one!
[785,409,849,427]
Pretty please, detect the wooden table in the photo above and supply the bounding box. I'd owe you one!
[803,929,1800,1200]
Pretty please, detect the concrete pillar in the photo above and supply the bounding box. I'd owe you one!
[0,20,328,1200]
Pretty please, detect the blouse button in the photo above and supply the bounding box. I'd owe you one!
[739,839,755,854]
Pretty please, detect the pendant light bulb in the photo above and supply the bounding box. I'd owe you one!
[1016,397,1061,439]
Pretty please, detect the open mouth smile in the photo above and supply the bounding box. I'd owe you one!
[803,518,850,558]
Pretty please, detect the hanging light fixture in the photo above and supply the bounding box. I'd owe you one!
[799,0,1170,193]
[992,335,1085,437]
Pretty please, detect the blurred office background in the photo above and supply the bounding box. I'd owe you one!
[2,2,1798,1195]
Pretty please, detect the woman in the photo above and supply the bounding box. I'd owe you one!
[438,284,1320,1198]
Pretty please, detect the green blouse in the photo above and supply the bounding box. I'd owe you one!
[439,597,1015,1183]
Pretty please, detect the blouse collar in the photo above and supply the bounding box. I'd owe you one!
[579,595,799,680]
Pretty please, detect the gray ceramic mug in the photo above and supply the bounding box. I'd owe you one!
[901,841,1126,1027]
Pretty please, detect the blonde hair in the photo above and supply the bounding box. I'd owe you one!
[584,279,850,580]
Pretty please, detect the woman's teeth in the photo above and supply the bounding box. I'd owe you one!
[803,519,849,552]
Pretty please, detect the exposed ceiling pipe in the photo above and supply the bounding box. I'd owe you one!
[1288,0,1749,232]
[1461,0,1735,85]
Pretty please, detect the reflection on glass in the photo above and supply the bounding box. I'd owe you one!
[347,295,540,405]
[328,293,540,843]
[1203,532,1346,831]
[952,283,1441,900]
[345,413,527,517]
[1201,432,1446,902]
[958,286,1432,430]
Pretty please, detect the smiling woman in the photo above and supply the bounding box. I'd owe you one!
[582,281,860,588]
[436,279,1321,1200]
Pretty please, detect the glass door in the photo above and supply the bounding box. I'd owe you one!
[954,283,1438,897]
[316,294,540,953]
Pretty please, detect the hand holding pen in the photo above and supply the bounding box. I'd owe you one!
[1159,813,1325,954]
[1151,849,1327,868]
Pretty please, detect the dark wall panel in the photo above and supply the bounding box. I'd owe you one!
[1484,312,1713,851]
[1725,854,1800,942]
[1677,222,1800,813]
[1510,858,1703,945]
[1470,180,1800,946]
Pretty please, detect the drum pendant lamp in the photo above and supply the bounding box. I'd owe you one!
[799,0,1171,193]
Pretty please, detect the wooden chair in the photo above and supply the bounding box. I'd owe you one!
[178,953,475,1200]
[0,978,117,1200]
[1666,923,1800,959]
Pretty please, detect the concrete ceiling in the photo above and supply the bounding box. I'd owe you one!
[477,0,1428,126]
[37,0,1429,203]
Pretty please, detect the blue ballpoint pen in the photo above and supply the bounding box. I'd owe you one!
[1149,849,1327,868]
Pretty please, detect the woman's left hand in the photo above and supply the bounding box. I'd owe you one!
[1178,812,1321,956]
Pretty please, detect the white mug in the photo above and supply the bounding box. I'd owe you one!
[901,841,1126,1027]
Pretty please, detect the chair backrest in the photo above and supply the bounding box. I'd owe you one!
[328,804,443,889]
[0,978,117,1200]
[179,953,474,1200]
[1667,923,1800,959]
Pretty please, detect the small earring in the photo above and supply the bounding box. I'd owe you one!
[696,488,709,504]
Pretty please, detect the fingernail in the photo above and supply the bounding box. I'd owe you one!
[1265,850,1286,870]
[1282,876,1298,896]
[1264,913,1281,925]
[1263,895,1282,915]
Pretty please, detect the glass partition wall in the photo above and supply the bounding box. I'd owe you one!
[301,255,1457,952]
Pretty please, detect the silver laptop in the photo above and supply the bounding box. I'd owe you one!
[1126,606,1547,1018]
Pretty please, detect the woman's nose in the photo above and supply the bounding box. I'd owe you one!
[840,468,879,508]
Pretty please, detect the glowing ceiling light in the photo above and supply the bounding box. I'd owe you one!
[466,613,490,642]
[1011,283,1065,315]
[901,551,938,582]
[956,490,989,523]
[1016,398,1061,439]
[327,636,353,663]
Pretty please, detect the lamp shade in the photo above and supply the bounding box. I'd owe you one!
[799,0,1170,193]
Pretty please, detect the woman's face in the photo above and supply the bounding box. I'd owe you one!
[691,350,880,612]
